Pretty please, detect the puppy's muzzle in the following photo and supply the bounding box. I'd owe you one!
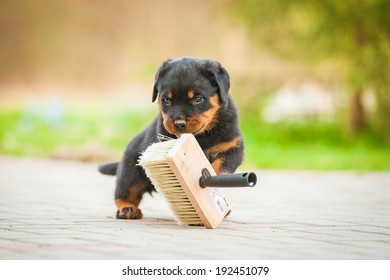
[174,114,187,131]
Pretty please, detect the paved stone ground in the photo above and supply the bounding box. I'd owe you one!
[0,156,389,259]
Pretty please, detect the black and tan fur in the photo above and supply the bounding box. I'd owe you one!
[98,57,244,219]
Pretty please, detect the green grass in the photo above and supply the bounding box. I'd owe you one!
[1,107,389,171]
[0,107,157,159]
[241,116,390,171]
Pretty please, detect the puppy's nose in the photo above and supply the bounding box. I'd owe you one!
[174,115,187,131]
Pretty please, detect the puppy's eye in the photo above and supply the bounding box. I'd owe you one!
[163,98,172,105]
[192,96,204,105]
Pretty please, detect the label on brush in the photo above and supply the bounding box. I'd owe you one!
[210,188,229,214]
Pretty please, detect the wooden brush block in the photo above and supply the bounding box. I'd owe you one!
[166,134,232,229]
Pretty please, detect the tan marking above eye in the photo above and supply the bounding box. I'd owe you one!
[187,90,195,99]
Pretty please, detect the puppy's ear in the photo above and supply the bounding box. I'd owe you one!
[214,65,230,103]
[152,84,159,103]
[201,60,230,103]
[152,59,172,102]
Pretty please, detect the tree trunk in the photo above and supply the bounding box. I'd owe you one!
[348,90,365,138]
[375,84,390,143]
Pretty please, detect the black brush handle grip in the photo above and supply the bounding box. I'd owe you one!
[199,168,257,188]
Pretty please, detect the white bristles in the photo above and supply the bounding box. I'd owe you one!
[138,139,202,225]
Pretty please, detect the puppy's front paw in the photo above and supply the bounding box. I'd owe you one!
[116,205,143,219]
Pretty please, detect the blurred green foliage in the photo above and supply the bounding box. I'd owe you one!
[229,0,390,140]
[1,107,388,171]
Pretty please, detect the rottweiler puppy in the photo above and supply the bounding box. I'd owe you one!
[98,57,244,219]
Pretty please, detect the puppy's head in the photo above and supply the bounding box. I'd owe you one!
[152,57,230,135]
